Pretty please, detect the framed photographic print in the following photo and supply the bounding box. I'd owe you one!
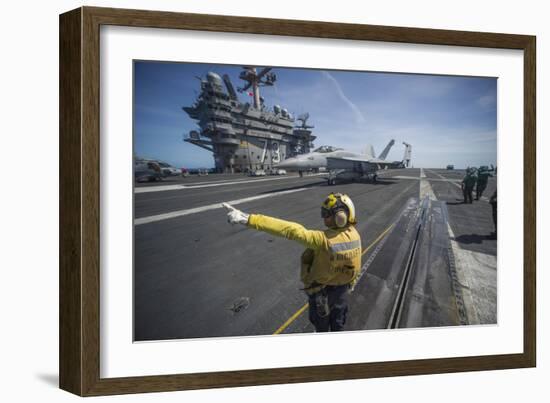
[59,6,536,396]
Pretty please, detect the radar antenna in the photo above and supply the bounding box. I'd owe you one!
[222,74,238,100]
[237,67,276,109]
[296,112,314,129]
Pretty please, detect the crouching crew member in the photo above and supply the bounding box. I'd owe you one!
[223,193,362,332]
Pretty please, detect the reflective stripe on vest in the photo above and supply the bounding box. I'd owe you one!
[329,239,361,253]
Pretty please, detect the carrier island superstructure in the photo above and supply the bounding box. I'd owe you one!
[183,67,316,173]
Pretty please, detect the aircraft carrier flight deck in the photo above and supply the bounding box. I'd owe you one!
[134,169,497,341]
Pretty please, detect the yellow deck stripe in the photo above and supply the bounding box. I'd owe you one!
[272,303,310,335]
[361,223,395,256]
[273,222,395,335]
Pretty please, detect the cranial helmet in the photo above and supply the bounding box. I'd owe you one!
[321,193,357,228]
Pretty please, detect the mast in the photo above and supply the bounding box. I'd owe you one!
[238,67,276,109]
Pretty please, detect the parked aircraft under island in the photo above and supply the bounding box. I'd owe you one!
[275,140,412,184]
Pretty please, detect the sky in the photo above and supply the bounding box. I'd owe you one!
[134,61,497,169]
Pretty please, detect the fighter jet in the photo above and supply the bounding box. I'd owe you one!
[276,140,412,185]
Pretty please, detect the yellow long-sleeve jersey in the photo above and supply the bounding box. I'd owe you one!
[247,214,362,294]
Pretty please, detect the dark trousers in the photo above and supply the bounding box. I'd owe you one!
[476,182,487,200]
[463,186,474,204]
[308,285,350,332]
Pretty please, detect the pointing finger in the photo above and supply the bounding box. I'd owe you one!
[222,202,236,211]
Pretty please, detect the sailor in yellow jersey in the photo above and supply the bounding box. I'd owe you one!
[223,193,362,332]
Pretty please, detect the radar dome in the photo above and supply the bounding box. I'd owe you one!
[206,72,223,85]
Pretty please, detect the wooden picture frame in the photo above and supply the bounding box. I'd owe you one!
[59,6,536,396]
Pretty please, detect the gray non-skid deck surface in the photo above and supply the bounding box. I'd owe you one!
[134,168,495,340]
[347,197,460,331]
[396,199,461,328]
[346,197,421,330]
[424,169,496,256]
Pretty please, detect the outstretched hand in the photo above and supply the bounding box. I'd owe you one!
[222,203,250,225]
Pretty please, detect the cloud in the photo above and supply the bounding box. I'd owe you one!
[321,71,366,125]
[397,75,457,99]
[477,94,496,109]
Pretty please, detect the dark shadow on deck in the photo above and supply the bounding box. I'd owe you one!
[454,233,496,244]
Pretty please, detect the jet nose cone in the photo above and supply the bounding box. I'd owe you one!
[276,158,299,169]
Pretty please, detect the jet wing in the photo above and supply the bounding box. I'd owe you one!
[327,156,397,171]
[327,156,366,170]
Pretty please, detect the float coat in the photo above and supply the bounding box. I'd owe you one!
[247,214,362,294]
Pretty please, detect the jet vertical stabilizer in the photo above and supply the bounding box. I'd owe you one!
[378,139,395,160]
[364,144,376,158]
[402,142,412,167]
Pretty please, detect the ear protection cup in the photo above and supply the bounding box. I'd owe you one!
[334,210,348,228]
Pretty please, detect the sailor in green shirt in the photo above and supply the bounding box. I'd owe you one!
[223,193,362,332]
[462,167,477,204]
[475,166,493,200]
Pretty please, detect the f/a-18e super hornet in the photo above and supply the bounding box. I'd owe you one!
[275,140,412,185]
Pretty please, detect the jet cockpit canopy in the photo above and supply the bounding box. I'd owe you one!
[313,145,343,153]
